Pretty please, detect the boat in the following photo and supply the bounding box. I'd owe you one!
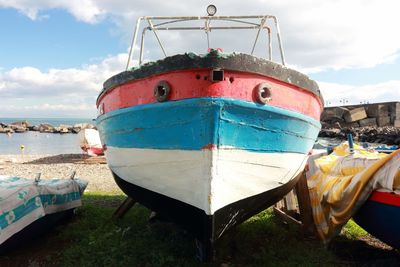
[353,190,400,249]
[0,175,88,253]
[77,128,104,156]
[96,5,323,260]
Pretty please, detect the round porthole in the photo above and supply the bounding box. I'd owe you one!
[255,83,272,104]
[154,81,171,102]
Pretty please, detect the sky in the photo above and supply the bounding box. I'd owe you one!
[0,0,399,118]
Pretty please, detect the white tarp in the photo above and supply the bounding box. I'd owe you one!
[0,176,87,245]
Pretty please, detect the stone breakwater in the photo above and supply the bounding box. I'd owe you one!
[320,101,400,145]
[0,120,96,134]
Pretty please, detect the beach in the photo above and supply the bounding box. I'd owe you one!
[0,154,122,194]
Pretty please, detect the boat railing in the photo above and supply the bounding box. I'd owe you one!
[126,11,286,70]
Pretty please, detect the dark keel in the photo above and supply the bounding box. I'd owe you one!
[112,171,302,261]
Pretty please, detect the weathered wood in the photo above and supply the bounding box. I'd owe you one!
[273,171,317,238]
[112,197,136,219]
[77,156,107,164]
[275,199,285,210]
[295,172,317,237]
[283,190,297,217]
[273,206,302,226]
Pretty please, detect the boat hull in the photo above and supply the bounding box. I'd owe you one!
[353,191,400,249]
[96,52,323,259]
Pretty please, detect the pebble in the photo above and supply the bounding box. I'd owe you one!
[0,154,122,194]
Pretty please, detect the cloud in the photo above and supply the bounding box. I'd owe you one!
[1,0,400,71]
[1,0,400,118]
[0,54,127,117]
[0,0,105,23]
[319,80,400,107]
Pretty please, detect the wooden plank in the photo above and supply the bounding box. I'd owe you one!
[284,191,297,211]
[295,171,317,237]
[273,207,302,226]
[74,156,107,164]
[112,197,136,219]
[273,170,317,239]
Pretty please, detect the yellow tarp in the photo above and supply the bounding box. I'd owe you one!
[307,143,400,243]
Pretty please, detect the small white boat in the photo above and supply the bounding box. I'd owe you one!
[77,129,104,156]
[0,175,87,252]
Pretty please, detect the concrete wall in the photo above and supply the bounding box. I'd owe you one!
[321,101,400,128]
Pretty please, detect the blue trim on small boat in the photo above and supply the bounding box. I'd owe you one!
[0,192,81,230]
[96,98,321,153]
[353,199,400,249]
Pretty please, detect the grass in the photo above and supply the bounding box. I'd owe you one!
[0,193,399,267]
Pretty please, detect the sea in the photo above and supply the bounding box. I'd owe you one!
[0,118,94,155]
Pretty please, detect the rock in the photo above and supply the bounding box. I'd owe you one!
[394,137,400,145]
[59,124,72,133]
[73,123,95,130]
[319,128,341,138]
[9,124,27,132]
[332,122,342,129]
[60,124,72,128]
[366,104,389,117]
[376,116,391,127]
[359,118,377,127]
[72,123,95,133]
[39,123,55,133]
[13,126,27,133]
[29,125,40,131]
[59,127,70,133]
[321,121,329,129]
[0,127,14,133]
[11,120,30,128]
[340,122,360,128]
[321,107,348,122]
[72,127,81,133]
[344,107,367,122]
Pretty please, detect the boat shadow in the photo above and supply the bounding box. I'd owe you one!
[22,154,105,164]
[329,235,400,266]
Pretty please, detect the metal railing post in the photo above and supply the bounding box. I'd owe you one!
[126,17,143,70]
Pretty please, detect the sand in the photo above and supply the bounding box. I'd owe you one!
[0,154,123,194]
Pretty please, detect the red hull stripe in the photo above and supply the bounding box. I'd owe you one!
[369,191,400,207]
[98,69,322,120]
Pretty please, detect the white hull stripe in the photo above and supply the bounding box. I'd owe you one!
[106,147,307,215]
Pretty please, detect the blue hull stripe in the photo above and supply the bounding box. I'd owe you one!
[96,98,321,153]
